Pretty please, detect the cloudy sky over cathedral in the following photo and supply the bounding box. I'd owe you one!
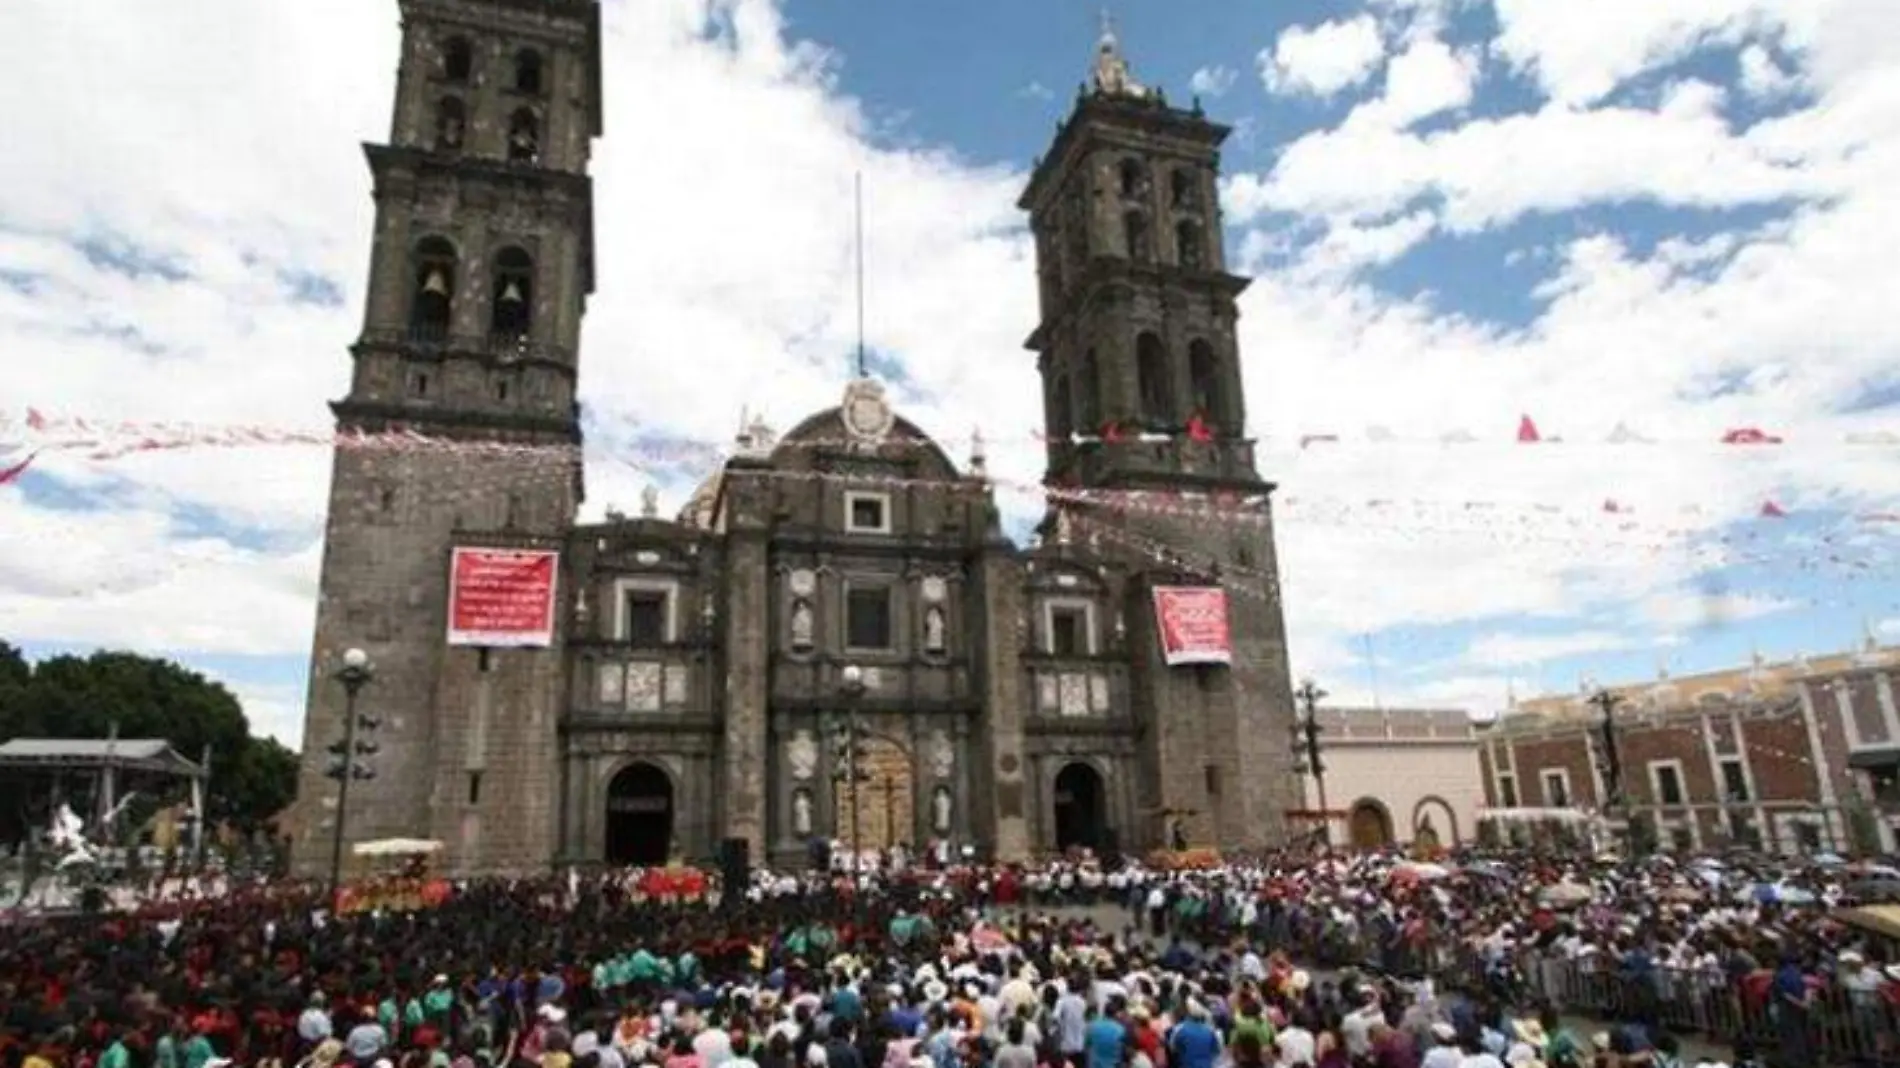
[2,0,1897,742]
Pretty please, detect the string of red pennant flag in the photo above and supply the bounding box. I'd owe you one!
[7,406,1900,458]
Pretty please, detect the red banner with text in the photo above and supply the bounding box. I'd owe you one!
[447,548,560,648]
[1151,585,1232,666]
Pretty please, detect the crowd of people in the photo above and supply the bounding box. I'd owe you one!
[2,847,1897,1068]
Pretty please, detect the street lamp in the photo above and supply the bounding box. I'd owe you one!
[1292,677,1330,848]
[325,647,376,907]
[835,665,867,872]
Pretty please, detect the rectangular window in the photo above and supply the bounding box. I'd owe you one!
[1205,765,1221,797]
[625,591,668,648]
[845,492,890,534]
[1720,758,1750,802]
[1653,762,1685,806]
[1049,607,1087,657]
[1497,774,1518,809]
[467,771,483,806]
[846,586,892,650]
[1542,770,1570,809]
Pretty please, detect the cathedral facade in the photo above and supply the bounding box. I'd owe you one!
[289,0,1301,875]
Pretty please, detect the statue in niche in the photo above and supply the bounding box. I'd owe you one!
[790,599,815,651]
[932,787,953,834]
[792,789,814,836]
[923,606,947,654]
[641,484,659,518]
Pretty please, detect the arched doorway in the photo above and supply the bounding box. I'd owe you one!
[1413,796,1458,848]
[605,762,673,865]
[839,738,913,853]
[1348,799,1395,850]
[1053,762,1107,851]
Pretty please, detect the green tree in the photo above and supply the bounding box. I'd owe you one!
[0,647,296,838]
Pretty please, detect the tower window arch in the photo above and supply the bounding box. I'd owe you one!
[1123,212,1151,263]
[1050,375,1074,442]
[410,237,457,341]
[1175,218,1204,270]
[1188,339,1221,424]
[1135,332,1172,428]
[442,37,473,83]
[491,246,534,339]
[434,97,466,152]
[513,49,545,95]
[507,108,541,164]
[1118,158,1147,199]
[1170,168,1199,209]
[1077,350,1103,432]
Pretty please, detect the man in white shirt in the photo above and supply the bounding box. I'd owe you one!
[1274,1021,1316,1067]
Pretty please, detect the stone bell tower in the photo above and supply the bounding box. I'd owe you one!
[291,0,602,874]
[1018,21,1300,849]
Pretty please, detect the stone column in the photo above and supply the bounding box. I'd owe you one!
[720,468,773,856]
[975,543,1029,861]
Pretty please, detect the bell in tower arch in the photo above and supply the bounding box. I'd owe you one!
[499,279,524,305]
[422,268,450,297]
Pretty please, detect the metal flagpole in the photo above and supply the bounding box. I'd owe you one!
[855,171,866,379]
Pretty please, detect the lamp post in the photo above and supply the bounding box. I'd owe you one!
[325,648,376,907]
[1293,677,1330,848]
[835,664,867,871]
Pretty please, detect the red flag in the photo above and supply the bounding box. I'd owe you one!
[0,451,37,485]
[1722,428,1783,445]
[24,408,46,432]
[1186,413,1214,443]
[1760,500,1787,518]
[1516,415,1541,443]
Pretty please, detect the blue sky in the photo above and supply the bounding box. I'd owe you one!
[1,0,1898,742]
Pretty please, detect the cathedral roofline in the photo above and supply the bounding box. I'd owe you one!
[774,405,965,480]
[1018,93,1231,213]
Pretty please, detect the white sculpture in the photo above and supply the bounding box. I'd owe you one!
[791,599,815,649]
[641,484,659,518]
[792,790,814,836]
[932,788,953,834]
[1092,13,1150,99]
[923,606,947,654]
[48,804,96,869]
[788,729,818,781]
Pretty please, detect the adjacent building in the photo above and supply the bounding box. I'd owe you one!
[287,2,1303,874]
[1478,635,1900,854]
[1292,707,1485,849]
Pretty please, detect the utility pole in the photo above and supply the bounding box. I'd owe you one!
[1292,678,1330,848]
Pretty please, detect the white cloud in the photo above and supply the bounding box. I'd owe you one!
[1461,630,1645,667]
[1880,618,1900,638]
[5,0,1899,738]
[1258,15,1388,99]
[1190,65,1239,98]
[1351,36,1481,129]
[1227,88,1852,233]
[1738,45,1800,98]
[1489,0,1823,107]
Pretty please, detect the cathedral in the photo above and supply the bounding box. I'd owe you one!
[289,0,1301,875]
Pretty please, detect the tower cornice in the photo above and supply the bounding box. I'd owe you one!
[1019,95,1230,213]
